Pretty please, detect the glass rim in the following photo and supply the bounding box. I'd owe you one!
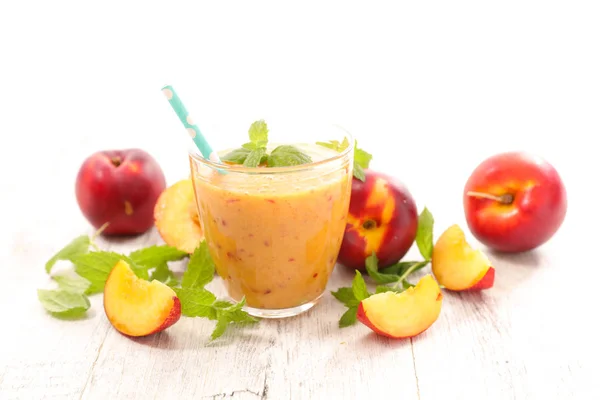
[188,124,355,174]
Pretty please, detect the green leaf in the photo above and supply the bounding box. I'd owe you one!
[243,148,267,168]
[402,280,415,290]
[227,309,259,324]
[149,262,179,287]
[52,273,91,294]
[173,287,217,318]
[353,163,366,182]
[248,119,269,148]
[375,285,405,293]
[266,145,313,167]
[351,270,370,301]
[339,306,358,328]
[37,289,90,317]
[209,298,257,340]
[316,137,350,152]
[364,252,401,284]
[379,261,420,276]
[45,235,90,273]
[212,300,235,308]
[416,207,434,260]
[129,245,188,270]
[354,143,373,170]
[71,251,125,295]
[211,315,231,340]
[221,147,251,164]
[331,287,359,307]
[316,138,372,181]
[181,241,215,289]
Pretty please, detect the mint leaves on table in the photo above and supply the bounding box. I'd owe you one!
[331,207,436,327]
[37,289,91,318]
[40,227,257,341]
[316,137,373,181]
[221,119,313,168]
[174,241,258,340]
[45,235,91,274]
[331,271,371,327]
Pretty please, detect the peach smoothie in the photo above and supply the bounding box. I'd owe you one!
[189,143,353,315]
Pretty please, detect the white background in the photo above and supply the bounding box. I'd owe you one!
[2,1,597,231]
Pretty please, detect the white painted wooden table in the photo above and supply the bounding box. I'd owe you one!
[1,2,598,399]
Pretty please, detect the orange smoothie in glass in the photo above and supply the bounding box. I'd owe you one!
[189,135,354,318]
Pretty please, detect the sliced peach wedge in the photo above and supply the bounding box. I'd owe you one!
[357,274,443,339]
[432,224,495,291]
[153,179,204,254]
[104,260,181,337]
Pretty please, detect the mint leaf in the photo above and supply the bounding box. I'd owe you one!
[150,263,179,287]
[212,300,235,308]
[365,252,401,284]
[402,280,415,290]
[211,314,231,340]
[129,245,188,270]
[339,306,358,327]
[353,142,372,169]
[227,308,259,323]
[45,235,90,274]
[331,287,359,307]
[222,147,251,164]
[243,148,267,168]
[267,145,312,167]
[316,138,372,181]
[351,270,370,301]
[210,298,256,340]
[416,207,434,260]
[72,251,124,295]
[38,289,90,317]
[52,273,91,294]
[316,137,350,152]
[248,120,269,148]
[352,141,372,182]
[379,261,420,275]
[173,287,217,318]
[182,241,215,289]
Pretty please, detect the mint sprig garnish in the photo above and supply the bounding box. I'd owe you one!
[222,119,313,168]
[332,206,436,327]
[316,138,373,181]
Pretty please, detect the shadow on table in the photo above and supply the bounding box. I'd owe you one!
[486,247,543,290]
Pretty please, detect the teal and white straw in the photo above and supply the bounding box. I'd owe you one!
[161,85,222,164]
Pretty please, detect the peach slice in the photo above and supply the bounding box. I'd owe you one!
[103,259,181,337]
[357,274,443,338]
[431,224,495,291]
[153,179,204,253]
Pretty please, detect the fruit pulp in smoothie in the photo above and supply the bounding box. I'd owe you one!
[190,143,352,310]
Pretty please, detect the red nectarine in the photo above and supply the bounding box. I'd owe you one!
[463,151,567,252]
[75,149,166,236]
[337,169,418,271]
